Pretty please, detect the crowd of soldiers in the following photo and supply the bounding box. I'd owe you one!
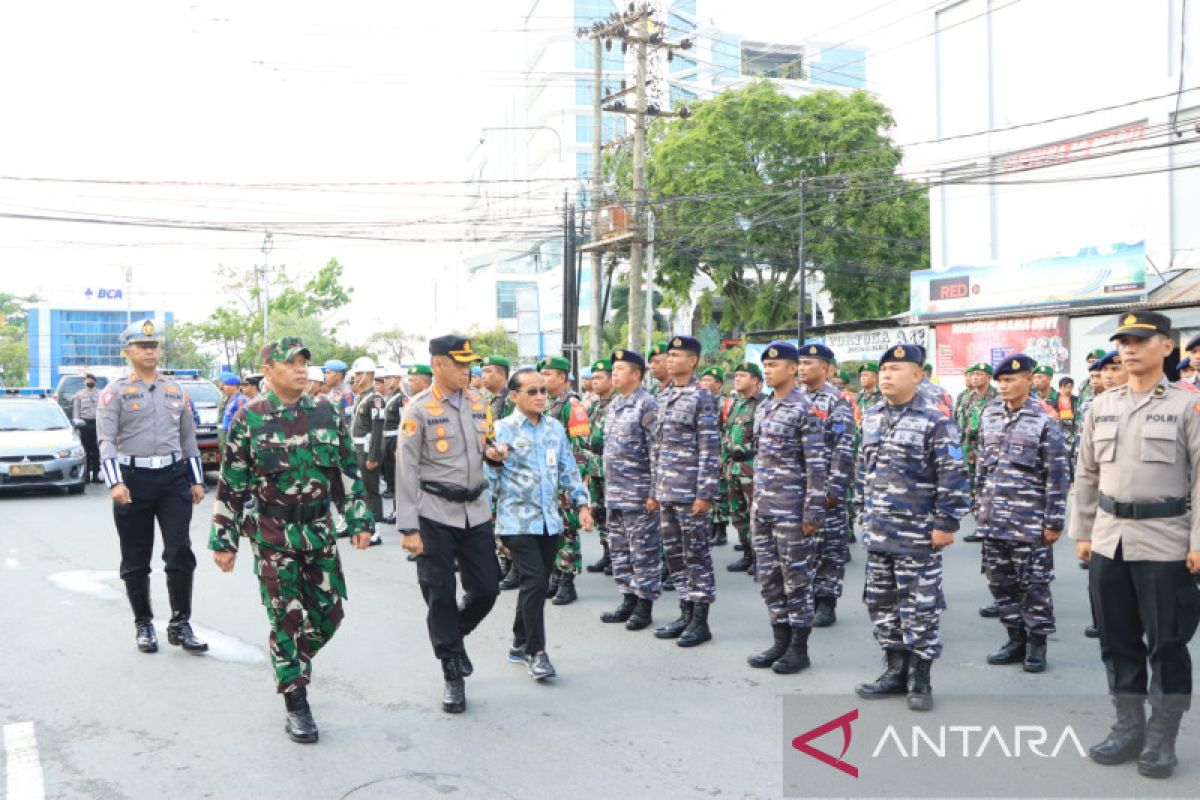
[96,314,1199,780]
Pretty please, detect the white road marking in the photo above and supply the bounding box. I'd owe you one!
[3,722,46,800]
[4,558,17,569]
[45,570,121,600]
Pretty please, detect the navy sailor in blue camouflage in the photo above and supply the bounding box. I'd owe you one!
[745,341,829,674]
[649,335,721,647]
[854,343,971,712]
[974,353,1068,674]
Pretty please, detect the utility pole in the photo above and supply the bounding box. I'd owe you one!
[627,8,648,354]
[796,178,806,344]
[645,208,655,347]
[589,35,604,363]
[261,231,274,342]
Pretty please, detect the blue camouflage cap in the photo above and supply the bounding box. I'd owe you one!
[761,340,799,362]
[798,342,834,362]
[994,353,1035,378]
[879,343,923,366]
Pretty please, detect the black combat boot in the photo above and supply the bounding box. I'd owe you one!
[978,603,1000,618]
[677,602,712,648]
[552,573,577,606]
[906,656,934,712]
[1089,695,1146,766]
[661,564,675,592]
[124,575,157,654]
[812,597,837,628]
[713,522,727,546]
[748,623,791,668]
[772,627,811,674]
[654,601,693,639]
[625,599,654,631]
[963,531,983,543]
[586,542,611,573]
[458,652,474,678]
[986,627,1026,665]
[1138,708,1183,778]
[726,551,753,572]
[441,657,466,714]
[165,572,208,653]
[733,541,745,552]
[283,687,318,744]
[1023,633,1047,673]
[855,649,909,698]
[1085,625,1100,638]
[601,594,637,623]
[499,562,520,591]
[546,569,561,599]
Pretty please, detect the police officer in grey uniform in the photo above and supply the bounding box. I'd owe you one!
[397,335,500,714]
[72,372,102,483]
[97,318,208,655]
[1072,310,1200,779]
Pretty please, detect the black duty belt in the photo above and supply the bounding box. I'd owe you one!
[259,501,331,524]
[420,480,487,503]
[1099,493,1188,520]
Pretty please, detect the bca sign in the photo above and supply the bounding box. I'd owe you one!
[84,288,124,300]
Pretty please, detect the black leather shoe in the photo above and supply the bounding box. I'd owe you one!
[441,658,466,714]
[812,597,837,628]
[458,652,473,678]
[733,542,745,552]
[772,627,811,674]
[1023,634,1047,673]
[165,572,208,653]
[986,628,1026,665]
[654,601,692,639]
[1137,709,1182,778]
[283,688,318,744]
[748,623,791,668]
[1085,625,1100,639]
[601,594,637,623]
[978,603,1000,618]
[124,575,158,653]
[586,546,611,573]
[625,599,653,631]
[135,621,158,654]
[963,532,983,543]
[906,656,934,712]
[1089,697,1146,766]
[551,573,577,606]
[726,553,753,572]
[713,523,727,546]
[856,650,909,698]
[499,563,520,591]
[677,602,711,647]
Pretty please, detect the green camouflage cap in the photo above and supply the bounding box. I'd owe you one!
[734,361,762,380]
[965,361,994,376]
[1087,348,1107,361]
[837,369,851,382]
[1032,364,1054,376]
[538,355,571,373]
[645,342,669,359]
[407,364,433,377]
[590,358,612,374]
[480,355,511,371]
[260,336,311,363]
[700,365,725,382]
[923,363,934,373]
[858,361,879,374]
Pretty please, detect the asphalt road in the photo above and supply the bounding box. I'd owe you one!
[1,481,1196,799]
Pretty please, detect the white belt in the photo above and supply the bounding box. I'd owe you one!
[352,436,368,445]
[118,454,180,469]
[384,431,398,438]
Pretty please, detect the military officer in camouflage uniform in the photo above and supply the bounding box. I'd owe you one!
[539,355,591,605]
[700,365,731,546]
[797,343,856,628]
[479,355,518,587]
[650,335,720,648]
[854,343,971,712]
[1078,349,1107,407]
[724,362,763,573]
[646,342,670,396]
[974,354,1068,674]
[349,358,385,545]
[210,336,373,744]
[584,358,616,575]
[856,362,883,416]
[957,362,998,545]
[746,342,828,674]
[600,349,661,630]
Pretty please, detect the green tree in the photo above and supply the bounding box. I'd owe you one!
[458,326,518,361]
[0,293,36,385]
[365,328,421,364]
[160,321,213,373]
[608,82,928,330]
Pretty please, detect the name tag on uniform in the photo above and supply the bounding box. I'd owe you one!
[546,449,557,468]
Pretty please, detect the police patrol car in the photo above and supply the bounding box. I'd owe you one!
[0,388,87,494]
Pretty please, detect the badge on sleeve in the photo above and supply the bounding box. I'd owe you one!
[402,419,418,437]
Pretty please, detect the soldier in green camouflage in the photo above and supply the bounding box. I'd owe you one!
[700,365,731,546]
[856,362,883,416]
[956,362,997,545]
[723,362,762,573]
[539,355,592,604]
[584,358,616,575]
[210,337,373,745]
[646,342,670,396]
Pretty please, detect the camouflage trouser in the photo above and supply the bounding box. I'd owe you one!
[661,502,715,604]
[813,502,850,599]
[608,507,662,600]
[250,538,347,693]
[588,477,608,546]
[982,538,1056,636]
[752,512,817,628]
[554,491,582,574]
[726,468,754,547]
[964,440,979,486]
[863,550,945,661]
[713,473,730,525]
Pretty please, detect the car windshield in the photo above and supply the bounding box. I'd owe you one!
[182,381,221,407]
[58,376,110,398]
[0,402,70,431]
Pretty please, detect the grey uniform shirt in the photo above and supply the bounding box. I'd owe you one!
[72,388,99,421]
[396,384,492,531]
[97,374,201,461]
[1071,377,1200,560]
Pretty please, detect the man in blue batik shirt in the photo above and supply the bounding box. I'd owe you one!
[485,368,593,681]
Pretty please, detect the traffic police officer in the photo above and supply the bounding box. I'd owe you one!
[397,335,499,714]
[349,357,384,545]
[724,361,763,573]
[97,318,208,655]
[854,343,970,712]
[1072,311,1200,779]
[974,354,1068,673]
[72,372,102,483]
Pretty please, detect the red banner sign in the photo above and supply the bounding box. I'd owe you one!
[935,316,1069,377]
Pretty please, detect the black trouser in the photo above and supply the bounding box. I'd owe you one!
[382,439,397,494]
[507,532,561,655]
[1090,540,1200,712]
[80,420,99,475]
[415,516,500,660]
[112,461,196,579]
[354,446,382,526]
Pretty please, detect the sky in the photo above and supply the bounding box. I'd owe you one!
[0,0,930,345]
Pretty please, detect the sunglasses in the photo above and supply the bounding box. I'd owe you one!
[521,387,549,396]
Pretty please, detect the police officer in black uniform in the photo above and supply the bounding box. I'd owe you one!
[96,318,208,655]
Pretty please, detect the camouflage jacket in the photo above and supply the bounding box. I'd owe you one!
[650,376,720,503]
[856,393,971,556]
[209,391,372,552]
[489,388,514,423]
[751,388,827,523]
[954,387,998,447]
[974,396,1068,542]
[546,390,590,474]
[856,388,883,417]
[583,393,614,480]
[804,382,857,501]
[722,394,760,478]
[603,388,657,510]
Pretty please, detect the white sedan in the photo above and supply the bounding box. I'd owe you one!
[0,394,87,495]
